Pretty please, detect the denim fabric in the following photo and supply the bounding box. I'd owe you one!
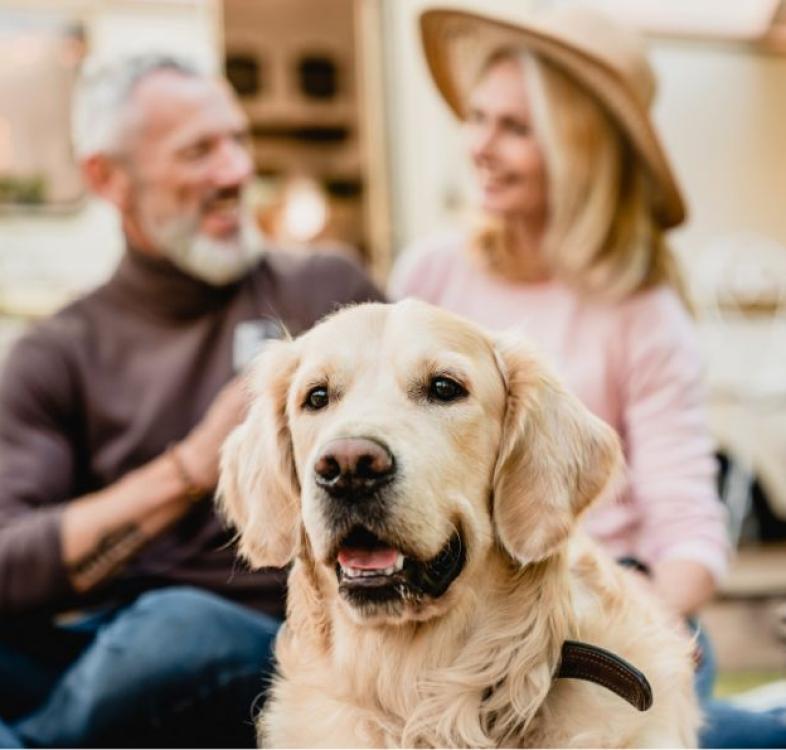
[0,718,20,749]
[0,587,279,748]
[5,591,784,748]
[694,622,786,748]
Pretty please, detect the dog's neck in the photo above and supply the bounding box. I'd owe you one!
[284,547,575,747]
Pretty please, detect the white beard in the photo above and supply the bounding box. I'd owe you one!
[145,209,266,286]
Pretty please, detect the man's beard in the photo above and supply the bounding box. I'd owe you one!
[142,206,265,287]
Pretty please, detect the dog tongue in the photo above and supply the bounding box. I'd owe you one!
[338,547,398,570]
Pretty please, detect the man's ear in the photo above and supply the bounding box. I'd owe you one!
[80,154,132,210]
[217,341,301,568]
[492,336,623,566]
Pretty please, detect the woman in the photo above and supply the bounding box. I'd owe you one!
[391,7,785,747]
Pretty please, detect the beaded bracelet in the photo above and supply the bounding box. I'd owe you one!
[166,443,207,502]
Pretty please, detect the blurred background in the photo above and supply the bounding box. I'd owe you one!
[0,0,785,700]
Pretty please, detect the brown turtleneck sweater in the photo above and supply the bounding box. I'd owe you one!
[0,249,383,618]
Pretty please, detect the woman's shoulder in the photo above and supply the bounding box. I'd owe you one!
[618,284,695,341]
[610,284,702,377]
[621,283,688,316]
[388,229,468,301]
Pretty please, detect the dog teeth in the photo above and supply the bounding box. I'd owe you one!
[341,566,391,578]
[340,555,406,579]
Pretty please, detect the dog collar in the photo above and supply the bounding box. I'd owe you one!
[558,640,653,711]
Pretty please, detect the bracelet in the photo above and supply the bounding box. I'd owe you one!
[166,443,208,502]
[616,556,652,577]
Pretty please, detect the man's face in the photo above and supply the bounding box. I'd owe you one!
[119,70,259,284]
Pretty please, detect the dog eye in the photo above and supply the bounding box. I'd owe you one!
[304,386,329,411]
[428,376,467,403]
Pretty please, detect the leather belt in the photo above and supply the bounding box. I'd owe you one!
[557,640,653,711]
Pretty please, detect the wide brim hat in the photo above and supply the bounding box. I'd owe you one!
[420,6,687,229]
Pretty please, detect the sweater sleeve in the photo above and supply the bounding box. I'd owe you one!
[0,328,78,615]
[621,288,730,583]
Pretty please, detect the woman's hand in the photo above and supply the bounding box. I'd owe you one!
[652,558,717,617]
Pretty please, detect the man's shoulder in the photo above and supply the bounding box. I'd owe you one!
[45,284,112,336]
[8,282,116,368]
[257,248,383,306]
[0,308,82,408]
[261,247,365,283]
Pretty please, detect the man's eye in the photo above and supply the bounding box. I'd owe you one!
[428,376,467,403]
[304,386,329,411]
[179,141,212,161]
[233,131,252,148]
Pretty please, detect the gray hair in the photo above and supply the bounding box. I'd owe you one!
[71,53,202,160]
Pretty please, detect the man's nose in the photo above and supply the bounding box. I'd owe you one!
[213,137,254,187]
[314,438,395,500]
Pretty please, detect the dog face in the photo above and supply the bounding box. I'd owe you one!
[220,300,621,625]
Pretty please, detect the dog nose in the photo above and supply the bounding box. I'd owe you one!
[314,438,395,499]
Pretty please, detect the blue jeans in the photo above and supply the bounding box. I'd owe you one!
[695,623,786,748]
[0,587,279,748]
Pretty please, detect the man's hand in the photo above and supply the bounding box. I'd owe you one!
[178,376,251,491]
[61,376,251,593]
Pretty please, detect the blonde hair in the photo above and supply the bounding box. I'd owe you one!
[470,51,684,303]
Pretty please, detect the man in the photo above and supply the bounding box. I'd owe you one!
[0,55,382,747]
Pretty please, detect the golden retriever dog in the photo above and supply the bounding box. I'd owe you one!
[219,300,700,748]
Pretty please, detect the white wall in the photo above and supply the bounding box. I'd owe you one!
[86,0,221,71]
[650,42,786,270]
[0,0,221,320]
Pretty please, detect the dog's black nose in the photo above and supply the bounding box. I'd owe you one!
[314,438,395,499]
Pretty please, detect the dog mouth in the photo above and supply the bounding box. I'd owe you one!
[333,526,466,606]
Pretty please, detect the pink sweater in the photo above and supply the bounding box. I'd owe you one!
[390,233,729,582]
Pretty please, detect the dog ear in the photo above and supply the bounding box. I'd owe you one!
[218,341,301,568]
[492,337,622,566]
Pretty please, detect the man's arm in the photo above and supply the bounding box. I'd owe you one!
[0,328,247,612]
[61,453,195,592]
[61,378,247,592]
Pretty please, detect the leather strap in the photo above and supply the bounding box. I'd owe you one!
[557,640,653,711]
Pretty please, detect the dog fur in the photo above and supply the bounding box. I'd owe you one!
[219,300,700,748]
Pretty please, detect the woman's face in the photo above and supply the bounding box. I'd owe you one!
[465,57,548,221]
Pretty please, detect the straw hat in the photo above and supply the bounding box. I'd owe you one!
[420,5,686,229]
